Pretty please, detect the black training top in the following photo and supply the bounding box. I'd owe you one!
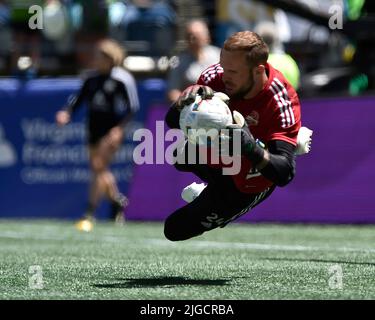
[65,67,139,143]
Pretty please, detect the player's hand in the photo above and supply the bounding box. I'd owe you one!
[217,110,253,156]
[106,126,124,148]
[56,110,71,126]
[174,85,214,110]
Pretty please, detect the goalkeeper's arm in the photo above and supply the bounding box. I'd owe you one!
[232,127,296,187]
[256,140,296,187]
[64,79,90,115]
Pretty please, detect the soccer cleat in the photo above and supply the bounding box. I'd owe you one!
[181,182,207,203]
[296,126,313,155]
[114,212,126,225]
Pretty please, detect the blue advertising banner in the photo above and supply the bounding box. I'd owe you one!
[0,77,166,219]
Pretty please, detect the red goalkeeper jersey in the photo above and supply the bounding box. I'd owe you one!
[197,63,301,194]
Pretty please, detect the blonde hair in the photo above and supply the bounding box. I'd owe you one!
[97,39,126,67]
[223,31,269,68]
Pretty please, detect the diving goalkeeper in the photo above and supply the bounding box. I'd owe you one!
[164,31,312,241]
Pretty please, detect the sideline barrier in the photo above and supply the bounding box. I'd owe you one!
[1,78,374,223]
[0,78,164,219]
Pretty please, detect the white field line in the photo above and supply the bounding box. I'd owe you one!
[0,230,374,254]
[148,239,375,254]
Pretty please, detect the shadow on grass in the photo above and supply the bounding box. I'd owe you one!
[93,276,230,289]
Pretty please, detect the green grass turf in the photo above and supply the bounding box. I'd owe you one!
[0,219,374,300]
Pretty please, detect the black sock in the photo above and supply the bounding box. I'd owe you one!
[110,194,128,219]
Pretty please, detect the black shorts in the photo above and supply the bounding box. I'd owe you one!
[164,161,275,241]
[88,118,120,146]
[88,132,106,146]
[87,125,114,146]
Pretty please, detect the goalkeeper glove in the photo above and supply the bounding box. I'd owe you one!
[174,85,215,110]
[221,113,265,165]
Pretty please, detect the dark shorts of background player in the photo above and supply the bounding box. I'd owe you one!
[87,123,117,146]
[164,160,276,241]
[88,131,106,146]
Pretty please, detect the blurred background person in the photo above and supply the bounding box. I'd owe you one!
[109,0,177,57]
[167,19,220,104]
[55,39,140,229]
[215,0,291,47]
[255,21,301,90]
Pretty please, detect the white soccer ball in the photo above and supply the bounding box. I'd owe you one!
[179,93,233,145]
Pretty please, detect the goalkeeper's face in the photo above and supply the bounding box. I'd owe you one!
[220,49,255,99]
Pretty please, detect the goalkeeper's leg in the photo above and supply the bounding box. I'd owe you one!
[173,142,222,183]
[164,175,275,241]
